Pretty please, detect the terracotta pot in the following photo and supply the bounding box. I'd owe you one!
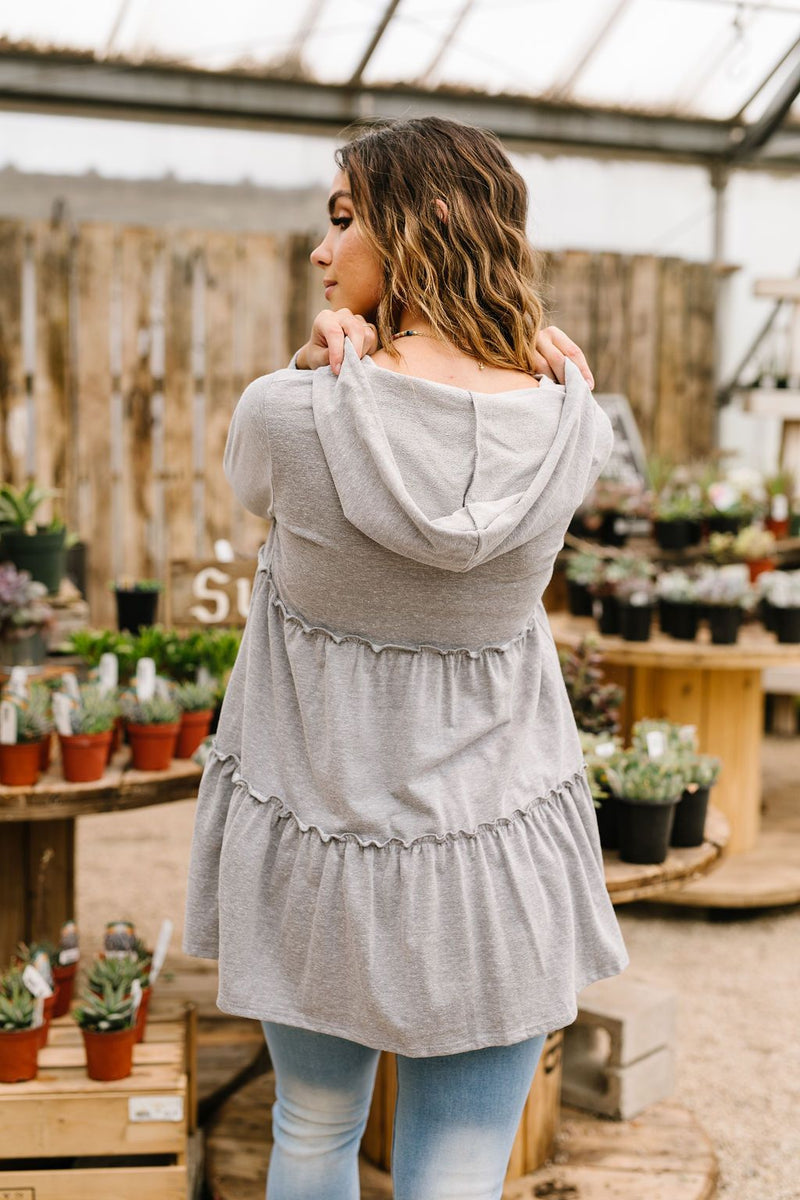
[38,731,53,773]
[175,710,213,759]
[52,961,78,1017]
[126,722,179,771]
[0,1026,40,1082]
[748,557,777,583]
[0,740,42,787]
[59,730,113,783]
[81,1025,138,1081]
[134,985,152,1043]
[36,990,59,1049]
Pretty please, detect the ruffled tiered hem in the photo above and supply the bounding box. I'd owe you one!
[183,746,629,1058]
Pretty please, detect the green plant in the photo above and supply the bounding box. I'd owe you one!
[67,685,119,735]
[1,698,49,744]
[121,692,181,726]
[579,731,623,800]
[175,681,217,713]
[110,578,164,592]
[605,752,686,805]
[758,569,800,608]
[615,576,656,605]
[656,569,699,604]
[0,482,59,533]
[0,968,35,1030]
[0,563,54,641]
[677,752,721,789]
[764,468,795,499]
[565,552,604,587]
[88,956,140,995]
[632,718,697,755]
[655,491,700,522]
[733,524,776,562]
[558,636,623,735]
[27,683,54,735]
[72,983,135,1032]
[694,566,755,608]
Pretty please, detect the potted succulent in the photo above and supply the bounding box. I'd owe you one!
[656,569,700,640]
[0,699,48,786]
[580,731,623,850]
[605,751,687,864]
[96,925,154,1043]
[558,636,623,736]
[57,685,119,782]
[705,476,760,535]
[733,524,778,583]
[758,570,800,643]
[51,920,80,1018]
[0,482,67,595]
[73,979,137,1081]
[565,551,603,617]
[671,752,721,847]
[616,576,657,642]
[652,491,702,551]
[0,562,55,668]
[175,681,217,758]
[695,566,755,644]
[112,578,164,634]
[591,557,655,637]
[15,942,59,1048]
[122,692,181,770]
[0,967,40,1082]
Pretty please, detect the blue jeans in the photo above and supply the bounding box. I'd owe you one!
[261,1021,547,1200]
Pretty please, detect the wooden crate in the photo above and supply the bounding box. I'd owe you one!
[0,1003,197,1200]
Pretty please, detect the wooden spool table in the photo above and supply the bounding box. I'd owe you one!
[549,613,800,906]
[0,749,203,963]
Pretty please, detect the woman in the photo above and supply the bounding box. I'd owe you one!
[183,117,628,1200]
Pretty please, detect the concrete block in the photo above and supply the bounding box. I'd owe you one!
[572,974,676,1067]
[561,1040,675,1120]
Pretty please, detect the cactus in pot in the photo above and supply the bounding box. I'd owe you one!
[73,980,138,1081]
[0,967,40,1082]
[605,749,687,865]
[58,685,119,782]
[121,691,181,771]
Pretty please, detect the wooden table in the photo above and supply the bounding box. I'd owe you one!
[549,613,800,855]
[0,749,202,963]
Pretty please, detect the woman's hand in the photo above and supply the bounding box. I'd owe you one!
[296,309,379,376]
[534,325,595,389]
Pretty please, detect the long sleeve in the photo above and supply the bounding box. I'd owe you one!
[223,378,274,519]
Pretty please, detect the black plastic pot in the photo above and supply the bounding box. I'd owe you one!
[706,513,745,536]
[773,606,800,644]
[594,792,620,850]
[688,519,703,546]
[566,579,594,617]
[65,540,88,597]
[599,511,628,548]
[665,600,700,641]
[708,605,742,645]
[618,602,653,642]
[595,594,620,636]
[658,598,674,635]
[653,519,693,551]
[759,598,777,633]
[617,799,677,864]
[670,786,710,848]
[1,527,67,595]
[114,588,160,634]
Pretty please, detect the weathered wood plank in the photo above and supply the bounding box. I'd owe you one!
[204,233,239,555]
[164,232,196,567]
[593,253,630,395]
[656,257,690,461]
[627,254,660,452]
[32,219,71,526]
[549,249,597,368]
[686,261,716,460]
[0,220,27,485]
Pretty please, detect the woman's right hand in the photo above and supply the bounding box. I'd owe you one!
[296,310,379,376]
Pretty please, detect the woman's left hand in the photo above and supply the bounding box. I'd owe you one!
[534,326,595,389]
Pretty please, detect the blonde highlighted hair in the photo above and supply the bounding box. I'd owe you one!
[336,117,545,374]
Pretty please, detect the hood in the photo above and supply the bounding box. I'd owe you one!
[311,338,613,573]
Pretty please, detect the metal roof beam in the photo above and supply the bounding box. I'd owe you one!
[547,0,634,102]
[348,0,402,89]
[1,49,800,167]
[728,44,800,158]
[416,0,476,88]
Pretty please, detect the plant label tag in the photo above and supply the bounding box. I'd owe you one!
[52,692,75,737]
[128,1094,184,1123]
[99,653,119,694]
[61,671,81,701]
[0,700,17,745]
[154,677,171,701]
[196,665,214,689]
[646,731,666,759]
[595,742,616,759]
[679,724,697,747]
[149,918,173,984]
[130,977,143,1019]
[7,667,28,700]
[58,946,80,965]
[136,658,156,702]
[22,964,53,999]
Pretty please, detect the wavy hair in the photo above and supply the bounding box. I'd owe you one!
[335,117,545,374]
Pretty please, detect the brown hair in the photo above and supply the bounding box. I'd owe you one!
[335,117,545,374]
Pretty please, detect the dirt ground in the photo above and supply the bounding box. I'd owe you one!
[76,737,800,1200]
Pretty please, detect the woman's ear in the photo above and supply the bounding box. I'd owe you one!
[434,198,449,223]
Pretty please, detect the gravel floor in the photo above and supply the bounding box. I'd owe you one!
[75,738,799,1200]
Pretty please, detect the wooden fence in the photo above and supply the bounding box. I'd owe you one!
[0,218,716,625]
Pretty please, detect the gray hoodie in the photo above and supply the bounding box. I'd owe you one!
[182,341,629,1057]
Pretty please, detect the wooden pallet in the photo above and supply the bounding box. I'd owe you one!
[0,1004,197,1200]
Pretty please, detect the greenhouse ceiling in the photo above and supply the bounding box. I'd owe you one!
[1,0,800,167]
